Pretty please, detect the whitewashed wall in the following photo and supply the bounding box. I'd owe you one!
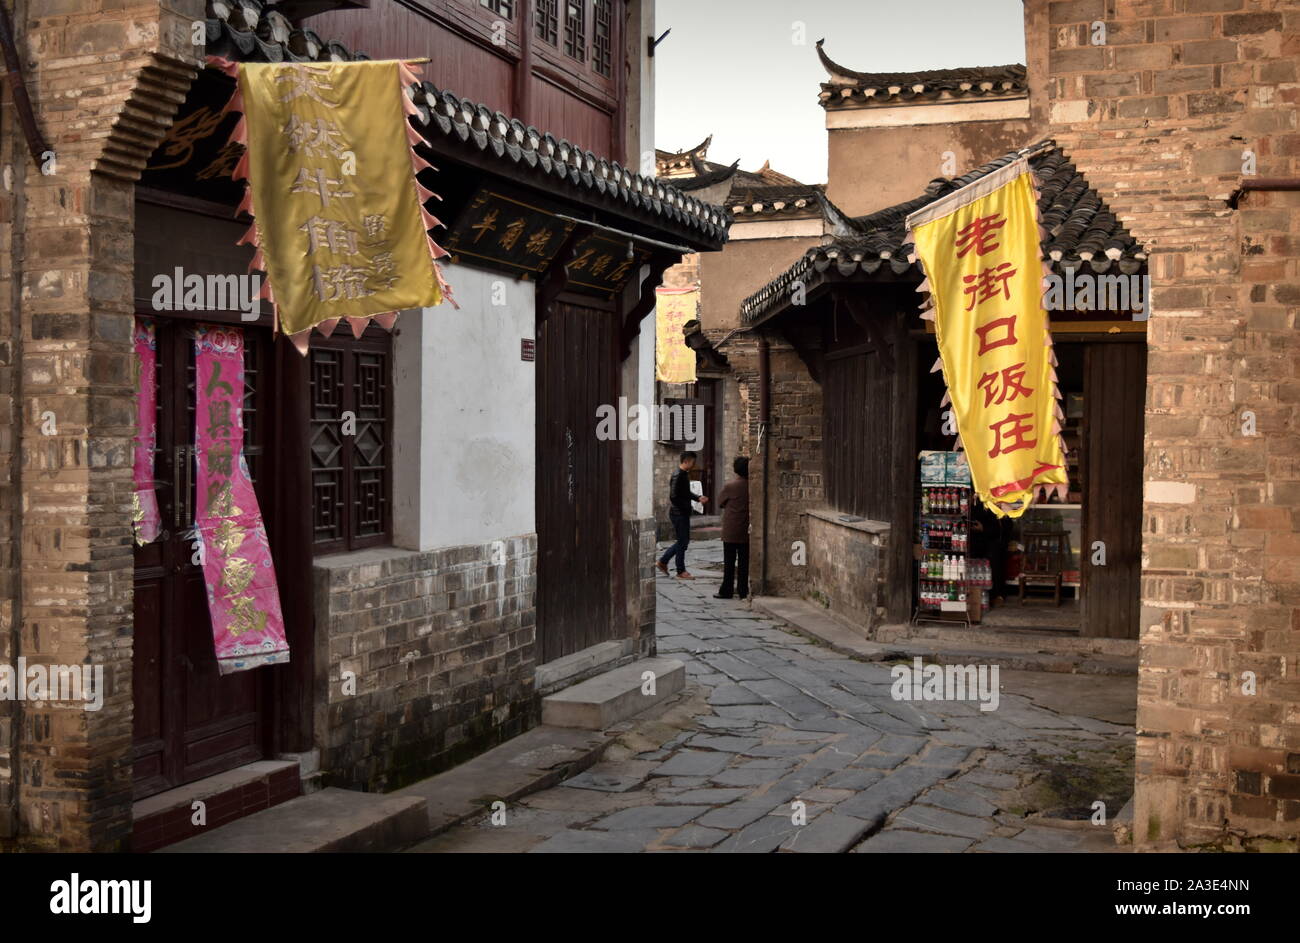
[392,263,536,550]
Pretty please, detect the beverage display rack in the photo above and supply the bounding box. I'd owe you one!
[913,452,992,627]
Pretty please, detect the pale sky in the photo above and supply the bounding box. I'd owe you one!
[653,0,1027,184]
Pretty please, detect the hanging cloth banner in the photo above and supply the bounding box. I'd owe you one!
[194,326,290,674]
[132,318,162,545]
[905,156,1067,518]
[655,286,699,383]
[208,57,455,355]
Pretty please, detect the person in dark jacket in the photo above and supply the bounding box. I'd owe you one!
[657,451,707,579]
[715,456,750,599]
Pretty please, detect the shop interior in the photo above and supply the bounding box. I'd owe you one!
[915,341,1085,633]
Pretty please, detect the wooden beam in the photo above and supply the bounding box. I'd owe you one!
[618,252,676,361]
[842,294,895,372]
[536,225,585,326]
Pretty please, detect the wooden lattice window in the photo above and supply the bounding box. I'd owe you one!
[592,0,612,76]
[479,0,515,17]
[563,0,586,61]
[310,329,392,553]
[536,0,559,44]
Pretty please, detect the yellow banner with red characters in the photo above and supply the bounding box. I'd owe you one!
[906,158,1066,518]
[656,287,698,383]
[210,58,452,352]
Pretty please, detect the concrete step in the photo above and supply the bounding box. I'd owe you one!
[397,724,613,837]
[541,656,685,729]
[157,787,428,853]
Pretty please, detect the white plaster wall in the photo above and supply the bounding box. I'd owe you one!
[392,263,536,550]
[636,307,655,519]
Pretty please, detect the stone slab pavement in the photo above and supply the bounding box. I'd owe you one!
[412,540,1134,854]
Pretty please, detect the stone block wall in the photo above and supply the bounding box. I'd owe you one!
[1026,0,1300,848]
[805,511,891,633]
[0,0,201,851]
[312,536,538,793]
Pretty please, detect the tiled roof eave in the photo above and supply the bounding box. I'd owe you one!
[200,4,731,250]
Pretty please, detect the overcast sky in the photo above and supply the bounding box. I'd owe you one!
[653,0,1027,184]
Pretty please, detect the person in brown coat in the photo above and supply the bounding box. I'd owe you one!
[715,456,750,599]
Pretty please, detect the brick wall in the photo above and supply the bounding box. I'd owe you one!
[312,537,538,793]
[1027,0,1300,848]
[0,0,200,851]
[806,512,890,631]
[748,337,824,597]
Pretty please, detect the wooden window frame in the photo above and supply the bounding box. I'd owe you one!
[310,327,394,555]
[563,0,587,62]
[479,0,516,18]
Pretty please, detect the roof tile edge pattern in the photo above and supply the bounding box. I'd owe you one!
[815,40,1027,110]
[739,142,1148,324]
[202,0,732,247]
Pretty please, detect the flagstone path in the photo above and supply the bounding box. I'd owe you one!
[414,540,1134,853]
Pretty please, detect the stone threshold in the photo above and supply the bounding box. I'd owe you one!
[752,595,1136,676]
[535,639,634,698]
[133,759,302,853]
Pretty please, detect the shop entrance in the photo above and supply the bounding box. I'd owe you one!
[914,335,1145,639]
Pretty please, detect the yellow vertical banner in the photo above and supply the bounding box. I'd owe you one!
[906,157,1067,518]
[656,287,699,383]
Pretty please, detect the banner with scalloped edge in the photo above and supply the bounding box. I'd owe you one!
[905,157,1067,518]
[208,57,455,354]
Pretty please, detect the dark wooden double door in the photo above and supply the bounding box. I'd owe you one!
[535,299,622,664]
[132,318,274,799]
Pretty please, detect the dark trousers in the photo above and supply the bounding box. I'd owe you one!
[660,512,690,574]
[719,541,749,598]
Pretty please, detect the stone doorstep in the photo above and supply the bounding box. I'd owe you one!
[752,595,1136,676]
[908,623,1139,658]
[535,639,633,698]
[541,657,686,730]
[132,760,302,853]
[157,788,430,854]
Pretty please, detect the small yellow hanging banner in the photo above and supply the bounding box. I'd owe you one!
[656,286,699,383]
[210,57,453,353]
[906,157,1067,518]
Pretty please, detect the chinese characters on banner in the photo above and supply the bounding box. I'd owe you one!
[208,57,454,354]
[906,157,1067,518]
[656,287,699,383]
[132,319,161,546]
[194,326,290,674]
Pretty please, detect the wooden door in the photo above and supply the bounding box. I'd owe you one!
[535,299,620,663]
[1081,342,1146,639]
[132,319,272,798]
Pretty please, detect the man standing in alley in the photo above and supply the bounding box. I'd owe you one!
[715,456,750,599]
[658,450,706,579]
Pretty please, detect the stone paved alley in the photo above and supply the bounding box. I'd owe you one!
[415,540,1135,853]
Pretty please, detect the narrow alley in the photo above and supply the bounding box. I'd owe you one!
[415,540,1134,853]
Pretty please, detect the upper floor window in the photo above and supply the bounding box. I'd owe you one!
[480,0,515,17]
[592,0,612,77]
[564,0,586,62]
[536,0,559,45]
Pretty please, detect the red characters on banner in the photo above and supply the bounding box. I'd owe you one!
[977,362,1034,409]
[962,261,1018,310]
[954,212,1007,258]
[987,411,1038,458]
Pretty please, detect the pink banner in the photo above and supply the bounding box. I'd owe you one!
[194,325,290,674]
[132,319,162,546]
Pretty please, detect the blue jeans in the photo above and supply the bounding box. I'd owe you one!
[660,512,690,574]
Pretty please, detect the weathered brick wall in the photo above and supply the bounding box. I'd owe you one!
[626,517,657,656]
[748,337,824,597]
[1027,0,1299,848]
[805,512,890,632]
[0,0,200,851]
[312,537,538,793]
